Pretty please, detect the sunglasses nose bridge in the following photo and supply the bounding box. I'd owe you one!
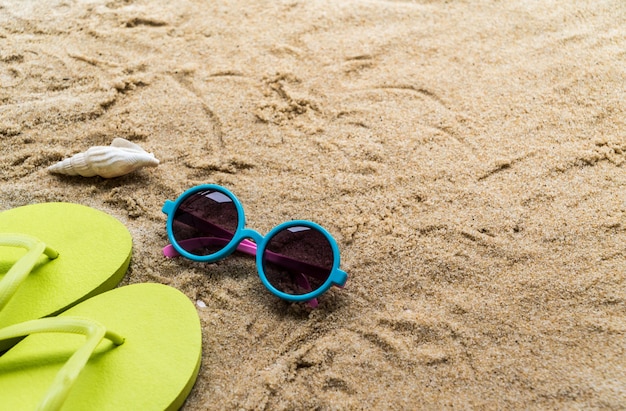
[238,228,263,245]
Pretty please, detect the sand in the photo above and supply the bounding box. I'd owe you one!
[1,0,625,409]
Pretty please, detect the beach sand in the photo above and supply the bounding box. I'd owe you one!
[1,0,625,408]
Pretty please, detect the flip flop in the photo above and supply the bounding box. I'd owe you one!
[0,203,132,351]
[0,283,202,410]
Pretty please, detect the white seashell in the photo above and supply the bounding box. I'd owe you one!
[48,138,160,178]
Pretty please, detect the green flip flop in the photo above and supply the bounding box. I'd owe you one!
[0,283,202,410]
[0,203,132,351]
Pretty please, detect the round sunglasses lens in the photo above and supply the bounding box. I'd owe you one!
[172,189,238,256]
[262,225,333,296]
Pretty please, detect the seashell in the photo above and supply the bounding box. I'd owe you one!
[48,138,160,178]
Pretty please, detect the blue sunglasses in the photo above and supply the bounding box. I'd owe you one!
[162,185,348,305]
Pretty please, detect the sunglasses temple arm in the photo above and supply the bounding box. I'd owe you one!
[163,237,332,283]
[174,209,239,240]
[262,249,332,283]
[162,237,258,258]
[171,212,330,271]
[170,212,340,280]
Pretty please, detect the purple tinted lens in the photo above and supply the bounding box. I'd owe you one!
[172,189,238,256]
[262,225,333,295]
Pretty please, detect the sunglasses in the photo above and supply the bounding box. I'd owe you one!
[162,185,348,305]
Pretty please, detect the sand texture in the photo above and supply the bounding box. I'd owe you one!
[1,0,625,409]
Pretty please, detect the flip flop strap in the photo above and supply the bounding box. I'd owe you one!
[0,234,59,311]
[0,316,124,411]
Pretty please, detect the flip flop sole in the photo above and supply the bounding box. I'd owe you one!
[0,283,202,410]
[0,203,132,350]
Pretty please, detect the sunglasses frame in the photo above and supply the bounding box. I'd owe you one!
[162,184,348,302]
